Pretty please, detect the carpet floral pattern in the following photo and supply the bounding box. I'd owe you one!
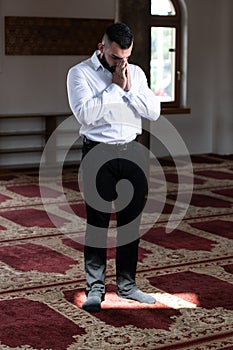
[0,154,233,350]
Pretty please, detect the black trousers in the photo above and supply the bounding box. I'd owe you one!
[81,138,148,298]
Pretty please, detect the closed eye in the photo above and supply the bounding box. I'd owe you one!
[111,54,130,60]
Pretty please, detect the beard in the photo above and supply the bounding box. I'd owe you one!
[100,54,116,73]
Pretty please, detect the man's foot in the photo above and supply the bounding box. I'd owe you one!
[82,293,102,313]
[118,289,156,304]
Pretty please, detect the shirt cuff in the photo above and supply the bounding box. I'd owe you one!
[105,83,125,97]
[123,89,135,102]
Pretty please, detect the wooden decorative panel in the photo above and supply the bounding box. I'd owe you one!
[5,16,114,55]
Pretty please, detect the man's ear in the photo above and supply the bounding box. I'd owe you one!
[98,42,104,54]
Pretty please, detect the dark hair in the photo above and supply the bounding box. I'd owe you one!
[105,22,134,49]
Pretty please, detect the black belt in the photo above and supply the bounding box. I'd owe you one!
[83,136,136,151]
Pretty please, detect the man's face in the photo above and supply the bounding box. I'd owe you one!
[99,41,133,72]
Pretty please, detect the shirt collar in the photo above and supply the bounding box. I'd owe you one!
[91,50,103,71]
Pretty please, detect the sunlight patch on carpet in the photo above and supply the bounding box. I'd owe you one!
[155,292,199,309]
[73,291,198,310]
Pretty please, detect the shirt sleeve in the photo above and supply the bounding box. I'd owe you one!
[123,66,161,121]
[67,65,125,126]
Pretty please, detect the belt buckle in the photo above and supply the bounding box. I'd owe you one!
[117,143,128,151]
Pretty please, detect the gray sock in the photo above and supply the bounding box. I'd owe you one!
[118,289,156,304]
[82,295,102,312]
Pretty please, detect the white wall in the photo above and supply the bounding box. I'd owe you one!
[0,0,115,166]
[213,0,233,154]
[152,0,232,157]
[0,0,115,114]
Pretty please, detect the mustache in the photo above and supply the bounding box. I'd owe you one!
[110,66,116,72]
[101,54,116,73]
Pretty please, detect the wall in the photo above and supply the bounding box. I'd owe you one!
[213,0,233,154]
[0,0,115,114]
[0,0,115,166]
[152,0,232,157]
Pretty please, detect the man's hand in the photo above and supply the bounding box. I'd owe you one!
[124,63,131,91]
[112,59,131,91]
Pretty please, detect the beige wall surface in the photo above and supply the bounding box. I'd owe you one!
[0,0,115,115]
[151,0,232,156]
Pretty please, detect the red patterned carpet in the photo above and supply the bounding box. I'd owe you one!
[0,154,233,350]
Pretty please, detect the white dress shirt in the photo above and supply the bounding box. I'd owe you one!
[67,50,160,144]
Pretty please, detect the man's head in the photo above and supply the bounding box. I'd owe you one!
[104,22,134,49]
[98,22,134,72]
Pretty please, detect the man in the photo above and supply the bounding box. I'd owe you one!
[67,22,160,312]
